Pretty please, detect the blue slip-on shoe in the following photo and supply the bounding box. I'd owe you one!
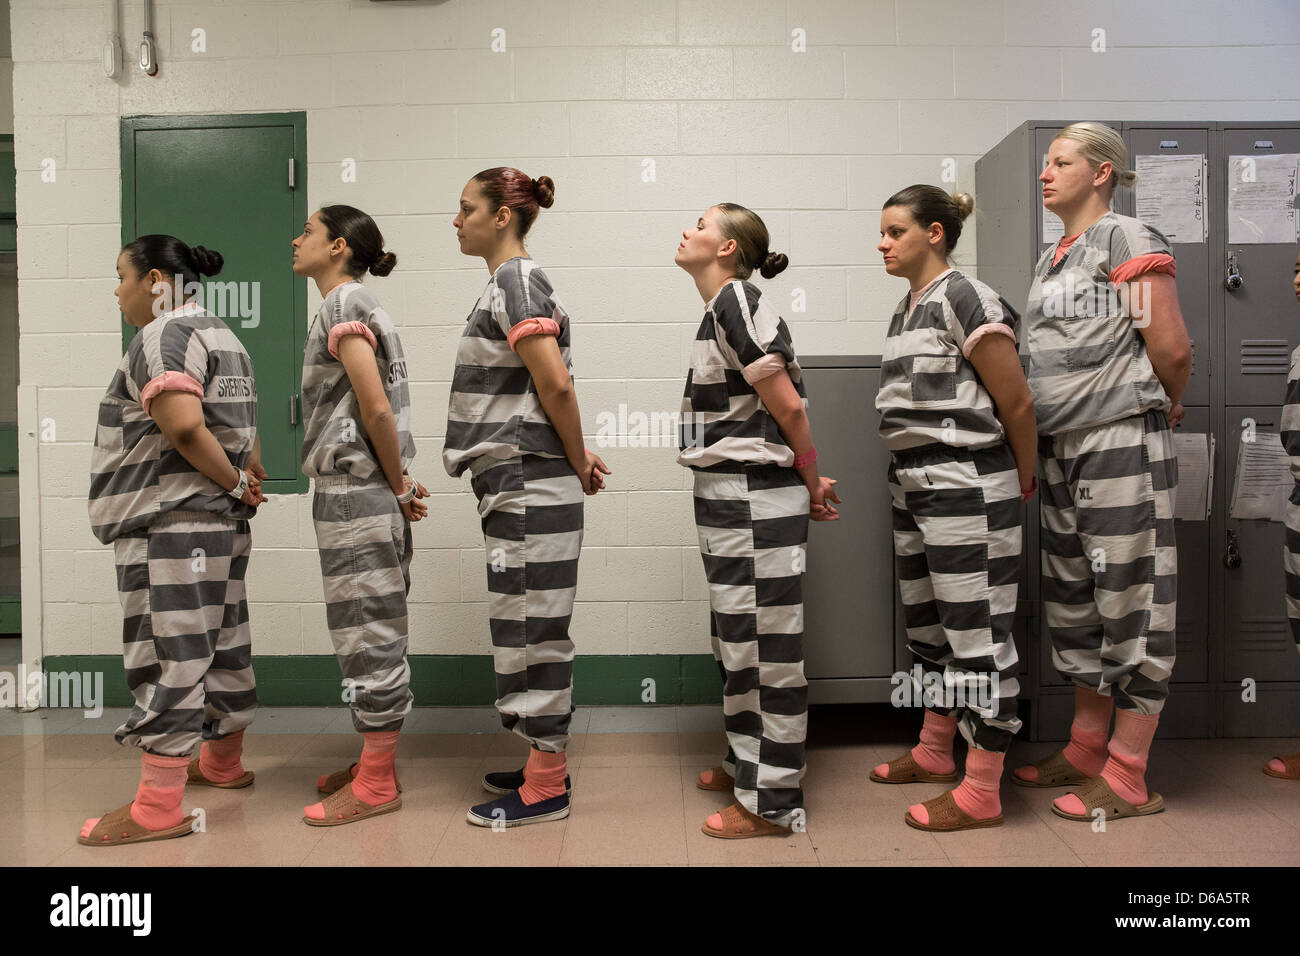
[467,789,570,828]
[482,768,573,795]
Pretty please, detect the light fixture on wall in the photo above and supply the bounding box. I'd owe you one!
[139,0,158,76]
[102,0,122,78]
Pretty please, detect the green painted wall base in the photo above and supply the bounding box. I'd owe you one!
[39,655,721,708]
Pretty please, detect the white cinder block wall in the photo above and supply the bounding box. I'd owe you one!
[11,0,1300,668]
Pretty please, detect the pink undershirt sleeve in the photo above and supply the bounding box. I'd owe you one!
[140,370,204,416]
[741,353,788,385]
[327,321,378,360]
[1108,253,1176,285]
[506,317,561,351]
[961,322,1017,359]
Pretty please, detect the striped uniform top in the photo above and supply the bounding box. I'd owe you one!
[1284,344,1300,487]
[1026,211,1176,436]
[875,268,1019,452]
[300,281,415,480]
[441,257,571,478]
[88,301,258,544]
[677,279,806,469]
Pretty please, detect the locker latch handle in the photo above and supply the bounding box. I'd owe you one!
[1225,251,1243,292]
[290,393,299,427]
[1224,530,1241,569]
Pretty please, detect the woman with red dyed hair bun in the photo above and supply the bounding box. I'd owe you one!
[445,167,609,828]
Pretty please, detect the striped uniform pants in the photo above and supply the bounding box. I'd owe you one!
[312,474,414,733]
[470,454,584,753]
[890,443,1023,752]
[1285,489,1300,653]
[113,510,257,756]
[1039,409,1179,714]
[693,462,809,826]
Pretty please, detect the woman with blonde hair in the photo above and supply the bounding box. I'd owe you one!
[676,202,840,838]
[870,186,1037,831]
[1013,122,1192,822]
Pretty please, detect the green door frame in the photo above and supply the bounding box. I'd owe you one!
[119,112,309,494]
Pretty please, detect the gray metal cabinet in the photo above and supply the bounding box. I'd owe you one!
[800,358,898,703]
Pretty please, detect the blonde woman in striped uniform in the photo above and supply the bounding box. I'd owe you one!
[1013,123,1192,822]
[676,203,840,839]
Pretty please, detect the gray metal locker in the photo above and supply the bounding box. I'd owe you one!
[800,358,898,703]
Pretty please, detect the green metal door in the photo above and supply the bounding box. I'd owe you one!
[121,113,308,493]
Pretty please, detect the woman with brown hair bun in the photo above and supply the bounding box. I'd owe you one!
[446,168,608,828]
[676,202,840,839]
[870,186,1037,832]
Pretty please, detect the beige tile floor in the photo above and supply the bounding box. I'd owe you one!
[1,705,1297,867]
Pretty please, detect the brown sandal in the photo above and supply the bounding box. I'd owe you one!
[304,783,402,827]
[316,763,402,795]
[869,751,958,784]
[904,791,1002,832]
[1051,775,1164,822]
[1263,753,1300,780]
[77,802,198,847]
[700,802,790,839]
[1011,749,1091,789]
[187,758,254,789]
[696,766,735,792]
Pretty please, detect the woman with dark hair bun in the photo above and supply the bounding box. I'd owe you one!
[871,186,1036,833]
[80,235,266,846]
[675,202,839,839]
[446,167,608,828]
[291,205,424,827]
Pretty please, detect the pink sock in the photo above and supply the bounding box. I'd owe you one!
[198,730,246,783]
[1056,710,1159,815]
[517,748,567,805]
[130,752,190,830]
[304,732,399,820]
[1016,686,1112,782]
[350,731,400,805]
[906,710,957,776]
[1267,756,1291,774]
[949,748,1005,821]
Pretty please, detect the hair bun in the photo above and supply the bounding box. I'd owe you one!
[189,245,224,277]
[369,250,397,277]
[759,251,789,280]
[533,175,555,209]
[950,192,974,222]
[1117,169,1138,189]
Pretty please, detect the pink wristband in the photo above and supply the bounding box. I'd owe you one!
[793,447,818,468]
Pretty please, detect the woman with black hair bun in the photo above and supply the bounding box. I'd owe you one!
[81,234,267,846]
[291,205,424,827]
[675,202,839,839]
[870,186,1036,833]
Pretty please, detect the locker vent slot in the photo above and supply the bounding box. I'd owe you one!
[1238,618,1287,648]
[1240,339,1290,375]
